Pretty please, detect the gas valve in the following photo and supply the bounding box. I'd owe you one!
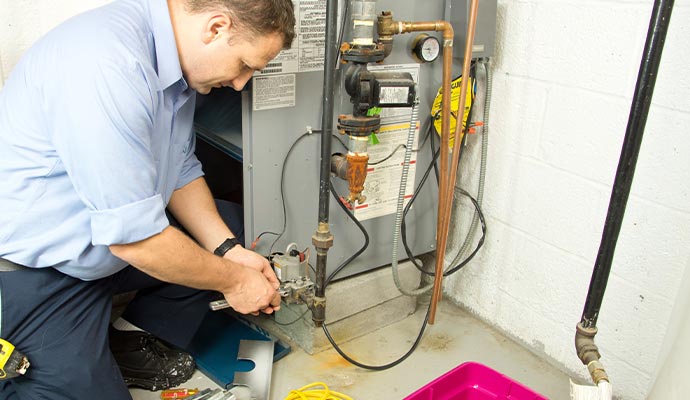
[278,276,315,306]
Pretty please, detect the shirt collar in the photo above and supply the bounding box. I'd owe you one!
[149,0,186,91]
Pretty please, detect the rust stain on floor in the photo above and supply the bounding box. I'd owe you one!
[420,332,453,352]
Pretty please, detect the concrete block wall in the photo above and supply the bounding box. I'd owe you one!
[445,1,690,399]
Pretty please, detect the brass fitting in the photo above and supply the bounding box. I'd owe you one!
[575,323,601,364]
[575,322,610,384]
[377,11,399,38]
[587,360,609,384]
[311,222,334,251]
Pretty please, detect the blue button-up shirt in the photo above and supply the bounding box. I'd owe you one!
[0,0,203,280]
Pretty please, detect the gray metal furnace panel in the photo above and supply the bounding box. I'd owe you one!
[445,0,497,59]
[237,0,492,280]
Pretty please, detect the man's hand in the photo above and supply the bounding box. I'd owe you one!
[223,246,281,315]
[220,265,281,315]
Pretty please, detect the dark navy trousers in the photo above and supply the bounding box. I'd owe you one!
[0,200,244,400]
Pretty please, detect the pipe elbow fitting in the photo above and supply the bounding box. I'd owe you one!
[378,37,394,58]
[377,11,399,37]
[330,153,348,180]
[575,322,610,384]
[575,323,601,365]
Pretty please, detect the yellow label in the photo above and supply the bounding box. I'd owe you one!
[430,75,474,150]
[0,339,16,377]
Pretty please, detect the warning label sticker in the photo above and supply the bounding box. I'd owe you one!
[352,64,421,221]
[256,0,343,76]
[252,74,296,111]
[353,122,420,221]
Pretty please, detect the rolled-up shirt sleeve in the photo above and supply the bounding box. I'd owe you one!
[90,194,168,245]
[46,56,169,246]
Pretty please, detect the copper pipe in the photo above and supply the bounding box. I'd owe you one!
[429,0,480,324]
[375,13,454,322]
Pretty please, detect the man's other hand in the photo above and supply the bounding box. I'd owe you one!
[223,246,281,315]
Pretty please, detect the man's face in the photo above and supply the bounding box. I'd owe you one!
[189,31,284,95]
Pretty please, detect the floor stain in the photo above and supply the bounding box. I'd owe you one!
[421,332,453,352]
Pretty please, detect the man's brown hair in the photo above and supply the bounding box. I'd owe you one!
[185,0,296,49]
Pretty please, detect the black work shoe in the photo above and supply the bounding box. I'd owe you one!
[109,328,196,391]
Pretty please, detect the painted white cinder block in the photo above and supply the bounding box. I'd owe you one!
[629,107,690,212]
[447,1,690,399]
[652,6,690,113]
[539,86,629,187]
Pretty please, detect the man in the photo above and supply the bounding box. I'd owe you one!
[0,0,295,398]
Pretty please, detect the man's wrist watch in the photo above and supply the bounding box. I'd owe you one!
[213,237,243,256]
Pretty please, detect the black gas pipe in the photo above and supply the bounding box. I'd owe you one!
[575,0,674,385]
[311,0,339,326]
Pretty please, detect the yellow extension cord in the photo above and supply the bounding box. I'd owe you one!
[284,382,353,400]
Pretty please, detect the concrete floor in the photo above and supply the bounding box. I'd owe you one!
[130,300,572,400]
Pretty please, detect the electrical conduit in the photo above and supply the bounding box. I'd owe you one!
[447,58,491,269]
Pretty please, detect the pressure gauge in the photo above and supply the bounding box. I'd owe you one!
[412,34,441,63]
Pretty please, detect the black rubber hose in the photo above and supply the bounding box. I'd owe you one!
[580,0,675,329]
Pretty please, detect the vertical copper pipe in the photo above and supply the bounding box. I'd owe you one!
[429,0,480,324]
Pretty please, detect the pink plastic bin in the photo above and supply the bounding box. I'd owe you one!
[404,361,548,400]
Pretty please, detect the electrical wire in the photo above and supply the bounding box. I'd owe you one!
[401,135,439,272]
[323,178,429,371]
[368,143,406,165]
[250,230,281,250]
[269,130,320,255]
[274,308,311,326]
[284,382,353,400]
[322,300,431,371]
[325,181,369,286]
[443,187,486,275]
[400,141,486,277]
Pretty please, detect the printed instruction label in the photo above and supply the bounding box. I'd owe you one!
[256,0,344,76]
[353,64,421,221]
[252,74,296,111]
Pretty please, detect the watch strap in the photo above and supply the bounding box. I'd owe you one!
[213,237,242,256]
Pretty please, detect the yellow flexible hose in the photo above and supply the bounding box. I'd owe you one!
[284,382,353,400]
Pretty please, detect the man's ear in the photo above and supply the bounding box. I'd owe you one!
[202,13,232,44]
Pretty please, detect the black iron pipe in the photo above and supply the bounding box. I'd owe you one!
[312,0,339,325]
[580,0,674,329]
[318,0,339,226]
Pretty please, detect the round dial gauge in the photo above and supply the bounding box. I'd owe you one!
[413,34,441,63]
